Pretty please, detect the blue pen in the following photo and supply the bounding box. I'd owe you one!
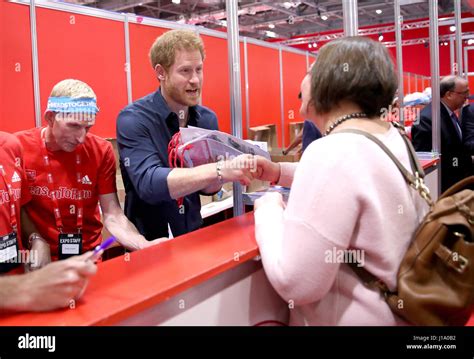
[89,236,116,262]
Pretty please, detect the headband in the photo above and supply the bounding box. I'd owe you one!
[46,96,99,114]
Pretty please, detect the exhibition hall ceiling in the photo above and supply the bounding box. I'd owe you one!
[56,0,474,44]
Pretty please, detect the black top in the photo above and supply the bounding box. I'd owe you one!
[302,120,322,152]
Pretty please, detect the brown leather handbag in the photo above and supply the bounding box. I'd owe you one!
[341,124,474,326]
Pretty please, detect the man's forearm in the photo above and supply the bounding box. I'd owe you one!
[167,163,220,199]
[103,213,149,251]
[0,276,28,311]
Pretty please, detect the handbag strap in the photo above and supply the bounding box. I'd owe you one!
[337,123,432,206]
[335,122,432,294]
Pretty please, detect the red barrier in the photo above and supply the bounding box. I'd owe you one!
[247,43,282,147]
[281,51,307,147]
[201,35,232,135]
[0,2,35,133]
[129,23,166,101]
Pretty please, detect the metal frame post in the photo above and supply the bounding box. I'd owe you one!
[455,0,463,76]
[30,0,42,127]
[226,0,244,216]
[429,0,441,196]
[395,0,405,125]
[343,0,358,37]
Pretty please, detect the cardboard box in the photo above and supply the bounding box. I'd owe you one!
[270,148,301,162]
[212,182,233,202]
[248,124,277,153]
[244,179,269,194]
[200,194,214,206]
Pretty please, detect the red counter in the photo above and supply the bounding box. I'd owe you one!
[0,213,272,326]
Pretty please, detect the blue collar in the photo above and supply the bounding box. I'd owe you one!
[153,88,201,133]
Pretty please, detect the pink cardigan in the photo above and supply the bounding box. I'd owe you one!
[255,126,428,326]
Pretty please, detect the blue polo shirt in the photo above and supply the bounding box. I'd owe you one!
[116,89,218,240]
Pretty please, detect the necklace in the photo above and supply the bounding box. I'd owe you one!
[324,112,368,136]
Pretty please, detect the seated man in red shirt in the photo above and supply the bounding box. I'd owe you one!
[0,130,31,274]
[0,130,96,311]
[16,79,163,263]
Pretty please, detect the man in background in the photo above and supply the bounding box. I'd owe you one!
[411,75,472,192]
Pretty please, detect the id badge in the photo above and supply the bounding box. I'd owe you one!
[0,232,20,273]
[58,233,83,260]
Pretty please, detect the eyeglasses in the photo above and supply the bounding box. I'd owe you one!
[450,90,470,97]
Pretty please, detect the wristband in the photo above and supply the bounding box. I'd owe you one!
[28,233,43,249]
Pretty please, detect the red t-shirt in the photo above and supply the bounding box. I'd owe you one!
[0,132,31,274]
[15,128,117,260]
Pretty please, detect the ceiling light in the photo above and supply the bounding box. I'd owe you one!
[172,0,180,4]
[376,9,382,14]
[220,20,227,27]
[283,2,293,9]
[468,39,474,45]
[321,15,328,21]
[450,26,456,32]
[378,35,384,41]
[312,42,317,47]
[268,23,275,29]
[444,41,448,46]
[265,31,277,38]
[308,44,312,48]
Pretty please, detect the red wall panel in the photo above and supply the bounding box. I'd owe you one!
[466,47,474,73]
[240,42,247,139]
[403,74,409,95]
[281,51,307,147]
[247,44,282,147]
[201,35,231,134]
[409,75,417,94]
[129,23,165,101]
[424,78,430,91]
[417,77,425,92]
[0,2,35,133]
[36,8,127,138]
[468,77,474,97]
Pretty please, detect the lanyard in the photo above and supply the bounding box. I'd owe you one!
[40,128,83,233]
[0,164,17,233]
